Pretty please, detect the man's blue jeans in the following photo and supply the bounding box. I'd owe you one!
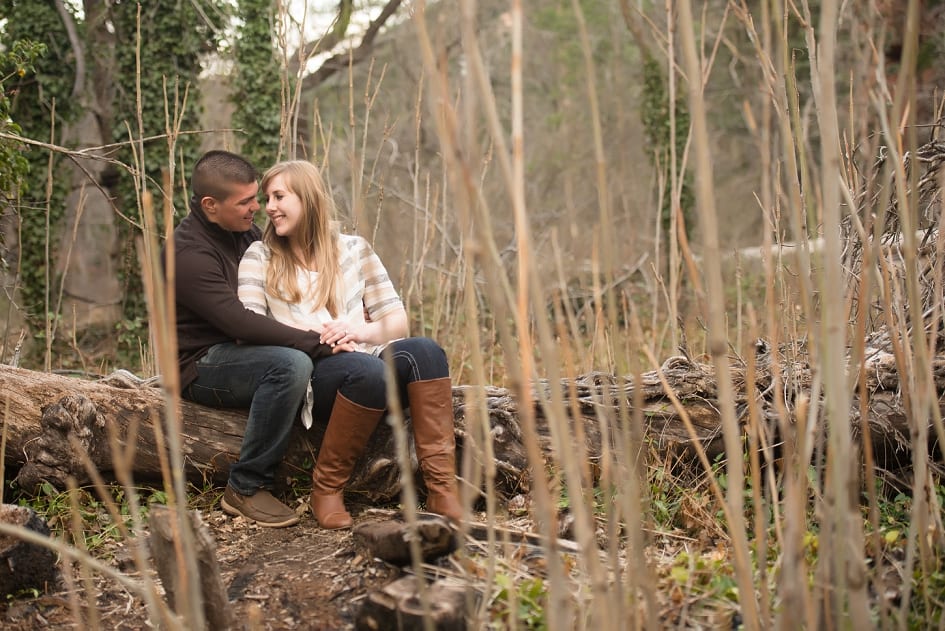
[310,337,448,422]
[182,343,313,494]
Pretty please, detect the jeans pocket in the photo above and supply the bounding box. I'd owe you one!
[184,382,239,408]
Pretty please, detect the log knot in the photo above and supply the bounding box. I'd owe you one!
[15,394,105,494]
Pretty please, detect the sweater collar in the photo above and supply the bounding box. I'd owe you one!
[189,194,211,226]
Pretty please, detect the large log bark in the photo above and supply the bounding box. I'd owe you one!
[0,343,939,504]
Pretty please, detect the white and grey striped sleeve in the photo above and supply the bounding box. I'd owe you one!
[238,242,270,316]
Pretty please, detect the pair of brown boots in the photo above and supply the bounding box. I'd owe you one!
[310,377,462,529]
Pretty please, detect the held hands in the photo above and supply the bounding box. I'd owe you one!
[321,320,359,353]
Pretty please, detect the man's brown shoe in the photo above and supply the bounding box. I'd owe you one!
[221,486,300,527]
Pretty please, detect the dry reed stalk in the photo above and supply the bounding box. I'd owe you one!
[850,197,886,624]
[351,59,389,232]
[461,262,498,626]
[59,545,83,630]
[870,1,939,622]
[276,1,325,160]
[742,3,816,626]
[772,2,816,335]
[663,0,682,354]
[625,308,662,631]
[138,184,203,629]
[381,356,436,631]
[47,184,86,360]
[676,1,759,629]
[742,307,771,623]
[450,4,500,624]
[0,520,171,610]
[0,395,8,504]
[507,2,576,624]
[67,480,101,631]
[68,431,169,626]
[411,1,571,626]
[803,0,869,623]
[511,2,631,626]
[131,10,204,621]
[451,4,500,620]
[43,99,57,372]
[403,74,427,309]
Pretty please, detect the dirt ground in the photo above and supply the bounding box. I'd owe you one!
[0,498,451,630]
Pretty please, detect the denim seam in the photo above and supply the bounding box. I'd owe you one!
[391,349,422,382]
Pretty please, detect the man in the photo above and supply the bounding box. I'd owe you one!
[170,150,333,527]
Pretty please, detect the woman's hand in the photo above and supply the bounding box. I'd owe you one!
[321,320,359,348]
[321,306,409,349]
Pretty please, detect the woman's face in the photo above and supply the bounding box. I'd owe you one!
[264,173,304,239]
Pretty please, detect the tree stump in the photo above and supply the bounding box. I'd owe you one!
[356,576,476,631]
[148,505,231,630]
[0,504,59,597]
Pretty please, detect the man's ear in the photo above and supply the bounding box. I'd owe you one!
[200,196,217,215]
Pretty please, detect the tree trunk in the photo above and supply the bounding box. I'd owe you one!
[57,0,122,339]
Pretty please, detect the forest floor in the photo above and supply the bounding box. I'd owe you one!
[0,496,465,630]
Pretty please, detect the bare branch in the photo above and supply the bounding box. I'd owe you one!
[299,0,403,92]
[54,0,85,99]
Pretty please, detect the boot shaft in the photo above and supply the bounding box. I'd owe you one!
[406,377,456,458]
[311,393,385,494]
[408,377,462,521]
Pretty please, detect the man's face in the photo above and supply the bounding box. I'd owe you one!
[201,181,260,232]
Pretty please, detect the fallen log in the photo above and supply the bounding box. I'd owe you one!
[0,365,526,502]
[0,342,939,506]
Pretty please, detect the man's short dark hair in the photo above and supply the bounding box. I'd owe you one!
[191,150,258,200]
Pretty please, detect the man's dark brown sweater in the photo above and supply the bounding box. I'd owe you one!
[170,197,330,388]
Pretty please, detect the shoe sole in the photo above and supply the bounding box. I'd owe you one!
[221,498,300,528]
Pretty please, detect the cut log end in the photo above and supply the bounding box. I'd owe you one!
[355,575,478,631]
[352,516,458,566]
[0,504,60,597]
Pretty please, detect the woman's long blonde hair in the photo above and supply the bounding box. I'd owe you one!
[260,161,343,316]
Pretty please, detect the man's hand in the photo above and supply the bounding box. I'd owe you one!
[331,340,357,354]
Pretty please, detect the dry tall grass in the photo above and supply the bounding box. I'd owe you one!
[2,1,944,629]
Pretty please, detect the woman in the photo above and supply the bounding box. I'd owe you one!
[237,160,462,529]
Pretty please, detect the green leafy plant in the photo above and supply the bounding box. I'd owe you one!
[0,2,77,329]
[0,39,44,200]
[231,0,283,167]
[490,573,549,630]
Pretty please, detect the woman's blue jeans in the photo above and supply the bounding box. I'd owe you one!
[310,337,448,422]
[181,342,313,494]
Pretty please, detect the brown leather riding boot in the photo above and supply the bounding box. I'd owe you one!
[407,377,463,522]
[310,393,385,529]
